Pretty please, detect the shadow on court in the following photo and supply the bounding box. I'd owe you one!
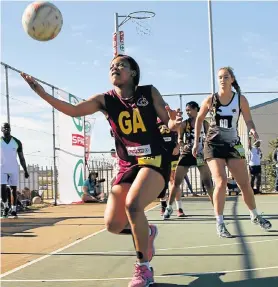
[156,274,278,286]
[0,215,104,237]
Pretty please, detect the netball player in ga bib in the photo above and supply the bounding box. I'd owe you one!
[193,66,272,238]
[21,54,182,287]
[163,101,214,219]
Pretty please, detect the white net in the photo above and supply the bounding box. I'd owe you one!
[129,11,155,36]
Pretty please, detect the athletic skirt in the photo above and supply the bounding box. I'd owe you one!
[171,154,180,171]
[178,153,205,167]
[204,141,245,161]
[113,153,171,198]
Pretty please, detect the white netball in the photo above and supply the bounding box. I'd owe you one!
[22,1,63,41]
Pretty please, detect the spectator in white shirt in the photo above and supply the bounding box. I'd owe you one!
[272,143,278,192]
[1,123,29,218]
[248,138,263,194]
[110,148,119,186]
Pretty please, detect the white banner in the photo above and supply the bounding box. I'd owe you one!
[56,90,93,204]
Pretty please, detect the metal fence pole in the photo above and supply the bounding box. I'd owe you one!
[51,166,54,199]
[52,87,58,205]
[4,65,10,124]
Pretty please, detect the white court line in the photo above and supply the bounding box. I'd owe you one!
[0,204,159,279]
[53,238,278,255]
[1,266,278,282]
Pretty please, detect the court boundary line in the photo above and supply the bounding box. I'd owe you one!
[0,204,159,279]
[1,265,278,282]
[54,238,278,255]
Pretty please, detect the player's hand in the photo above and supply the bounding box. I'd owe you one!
[249,129,259,141]
[172,146,180,156]
[166,106,182,131]
[21,73,46,96]
[24,171,29,179]
[192,144,198,158]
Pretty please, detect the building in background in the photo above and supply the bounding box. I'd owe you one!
[238,98,278,157]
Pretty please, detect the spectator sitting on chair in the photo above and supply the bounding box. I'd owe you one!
[82,171,105,203]
[21,187,31,206]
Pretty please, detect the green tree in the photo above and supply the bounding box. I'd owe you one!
[264,137,278,191]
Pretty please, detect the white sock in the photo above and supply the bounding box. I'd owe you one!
[3,202,9,208]
[12,205,16,212]
[249,208,259,220]
[216,215,224,225]
[175,200,182,210]
[167,202,172,208]
[137,261,150,269]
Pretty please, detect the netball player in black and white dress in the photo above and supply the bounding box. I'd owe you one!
[193,67,272,238]
[163,102,214,219]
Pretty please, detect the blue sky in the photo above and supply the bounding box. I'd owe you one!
[1,0,278,166]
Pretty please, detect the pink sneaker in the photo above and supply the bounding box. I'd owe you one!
[148,224,158,262]
[177,208,186,218]
[128,264,154,287]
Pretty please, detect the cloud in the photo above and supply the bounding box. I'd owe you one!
[3,94,52,119]
[66,61,77,65]
[0,70,26,90]
[70,24,87,31]
[147,68,187,81]
[0,114,53,166]
[72,32,83,37]
[248,48,273,63]
[241,75,278,92]
[92,60,100,67]
[125,46,140,55]
[242,32,261,44]
[242,32,278,65]
[143,57,157,66]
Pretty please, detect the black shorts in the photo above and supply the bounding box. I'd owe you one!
[113,154,171,198]
[249,165,261,175]
[171,154,180,171]
[204,141,245,161]
[178,153,205,167]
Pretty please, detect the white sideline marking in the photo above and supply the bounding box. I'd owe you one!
[55,238,278,255]
[0,204,159,278]
[2,266,278,282]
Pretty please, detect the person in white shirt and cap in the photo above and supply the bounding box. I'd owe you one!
[248,137,263,194]
[272,142,278,192]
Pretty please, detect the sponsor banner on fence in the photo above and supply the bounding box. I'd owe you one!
[56,90,94,204]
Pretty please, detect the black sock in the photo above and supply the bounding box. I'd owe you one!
[161,200,167,208]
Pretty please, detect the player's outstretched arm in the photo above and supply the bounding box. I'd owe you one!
[21,73,104,117]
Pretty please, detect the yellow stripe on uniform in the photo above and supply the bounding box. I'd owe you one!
[138,155,162,168]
